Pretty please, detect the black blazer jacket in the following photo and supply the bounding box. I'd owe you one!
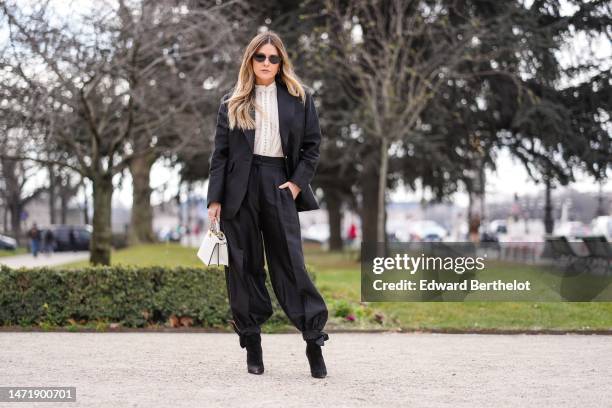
[206,75,321,220]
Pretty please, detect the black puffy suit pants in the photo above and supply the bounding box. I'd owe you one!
[219,154,329,348]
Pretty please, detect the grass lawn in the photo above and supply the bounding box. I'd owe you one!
[56,242,612,331]
[55,242,204,269]
[0,248,27,258]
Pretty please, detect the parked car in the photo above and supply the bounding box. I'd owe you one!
[157,227,182,242]
[590,216,612,240]
[554,221,590,240]
[480,232,499,243]
[487,219,508,235]
[49,224,92,251]
[0,233,17,250]
[387,219,448,242]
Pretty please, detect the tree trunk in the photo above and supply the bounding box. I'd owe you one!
[467,189,481,243]
[60,192,68,224]
[175,190,182,226]
[9,201,23,246]
[48,164,56,224]
[82,182,90,225]
[376,137,389,256]
[465,157,486,243]
[59,173,76,224]
[478,164,486,224]
[360,160,382,250]
[128,151,156,245]
[3,204,7,234]
[90,174,113,265]
[596,181,606,217]
[544,174,554,234]
[187,181,193,228]
[2,159,21,243]
[324,187,343,251]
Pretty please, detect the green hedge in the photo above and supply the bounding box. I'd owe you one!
[0,264,317,328]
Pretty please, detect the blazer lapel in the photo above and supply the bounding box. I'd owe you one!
[276,77,295,155]
[242,77,294,154]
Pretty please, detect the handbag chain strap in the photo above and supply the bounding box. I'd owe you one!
[209,217,225,240]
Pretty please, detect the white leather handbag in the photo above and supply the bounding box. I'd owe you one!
[197,218,228,266]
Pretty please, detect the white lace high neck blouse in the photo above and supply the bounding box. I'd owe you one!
[254,81,284,157]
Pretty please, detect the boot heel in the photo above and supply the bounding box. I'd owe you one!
[306,341,327,378]
[244,334,264,375]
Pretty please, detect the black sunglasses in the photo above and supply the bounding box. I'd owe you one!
[253,53,281,65]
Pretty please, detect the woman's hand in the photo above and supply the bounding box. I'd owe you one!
[279,181,301,200]
[208,202,222,223]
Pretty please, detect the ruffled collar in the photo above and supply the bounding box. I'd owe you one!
[255,81,276,92]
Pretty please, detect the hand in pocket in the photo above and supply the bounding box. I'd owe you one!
[278,181,300,200]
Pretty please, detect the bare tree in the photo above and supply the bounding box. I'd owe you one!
[0,153,46,245]
[0,0,247,264]
[0,61,48,244]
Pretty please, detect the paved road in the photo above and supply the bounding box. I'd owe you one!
[0,332,610,407]
[0,251,89,268]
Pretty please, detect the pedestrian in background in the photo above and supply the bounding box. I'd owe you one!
[347,222,358,248]
[68,227,77,251]
[27,223,41,257]
[43,229,55,255]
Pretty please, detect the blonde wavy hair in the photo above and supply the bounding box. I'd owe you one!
[227,31,306,130]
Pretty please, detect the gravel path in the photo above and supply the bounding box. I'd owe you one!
[0,332,610,407]
[0,251,89,268]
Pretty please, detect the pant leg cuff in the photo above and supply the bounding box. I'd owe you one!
[229,320,261,348]
[302,330,329,346]
[239,332,261,348]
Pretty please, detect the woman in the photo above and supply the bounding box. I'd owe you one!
[206,31,329,378]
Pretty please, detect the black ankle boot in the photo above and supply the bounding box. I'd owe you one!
[244,334,264,375]
[306,341,327,378]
